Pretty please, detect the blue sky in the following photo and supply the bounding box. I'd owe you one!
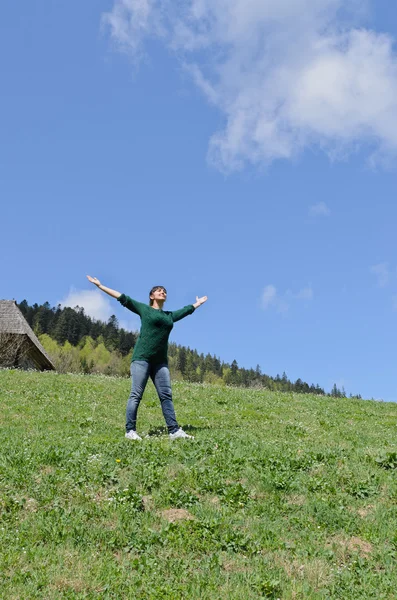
[2,1,397,400]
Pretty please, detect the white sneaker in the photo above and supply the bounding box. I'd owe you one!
[125,430,142,441]
[169,428,194,440]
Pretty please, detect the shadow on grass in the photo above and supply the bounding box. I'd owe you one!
[146,426,168,437]
[145,424,212,437]
[182,424,212,433]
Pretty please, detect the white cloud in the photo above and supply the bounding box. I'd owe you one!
[60,289,114,322]
[261,284,277,309]
[294,286,314,301]
[119,318,140,332]
[309,202,331,217]
[103,0,397,171]
[261,284,312,312]
[370,263,389,287]
[101,0,162,62]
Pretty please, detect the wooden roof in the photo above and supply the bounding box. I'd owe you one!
[0,300,55,370]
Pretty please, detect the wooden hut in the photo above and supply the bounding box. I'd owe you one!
[0,300,55,371]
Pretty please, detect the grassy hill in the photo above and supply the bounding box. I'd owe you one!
[1,369,397,599]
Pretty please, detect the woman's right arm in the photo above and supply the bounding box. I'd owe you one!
[86,275,121,299]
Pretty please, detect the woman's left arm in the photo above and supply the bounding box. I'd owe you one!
[172,296,208,323]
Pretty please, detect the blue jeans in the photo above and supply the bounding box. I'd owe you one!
[126,361,179,434]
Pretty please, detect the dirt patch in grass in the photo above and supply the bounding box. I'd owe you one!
[347,536,372,556]
[52,578,88,593]
[92,490,110,504]
[209,496,220,505]
[287,495,306,506]
[114,550,140,564]
[160,508,195,523]
[41,466,55,475]
[357,505,374,518]
[347,504,374,518]
[327,535,372,559]
[19,497,39,521]
[275,553,331,590]
[24,497,38,512]
[142,495,154,511]
[50,579,104,596]
[35,466,55,483]
[222,558,252,573]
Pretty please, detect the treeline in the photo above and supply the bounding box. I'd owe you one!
[18,300,136,355]
[17,300,360,397]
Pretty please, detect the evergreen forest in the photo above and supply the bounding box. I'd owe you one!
[17,300,361,398]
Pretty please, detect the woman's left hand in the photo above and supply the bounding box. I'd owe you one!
[195,296,208,307]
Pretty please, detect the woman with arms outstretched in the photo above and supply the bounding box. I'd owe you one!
[87,276,207,440]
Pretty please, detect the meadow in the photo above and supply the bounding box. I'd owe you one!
[1,369,397,599]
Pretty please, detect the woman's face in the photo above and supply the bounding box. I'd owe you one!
[150,287,167,303]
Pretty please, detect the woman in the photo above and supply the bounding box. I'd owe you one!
[87,276,207,440]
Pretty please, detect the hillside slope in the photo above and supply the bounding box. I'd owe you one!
[1,370,396,599]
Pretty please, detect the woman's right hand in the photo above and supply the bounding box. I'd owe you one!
[87,275,101,287]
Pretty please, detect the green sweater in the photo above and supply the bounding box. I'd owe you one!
[117,294,195,364]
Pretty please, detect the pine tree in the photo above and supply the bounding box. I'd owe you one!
[176,347,186,375]
[295,378,303,393]
[105,315,119,350]
[67,309,81,346]
[54,311,70,345]
[213,356,222,377]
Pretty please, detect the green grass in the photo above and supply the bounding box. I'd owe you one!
[1,369,397,599]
